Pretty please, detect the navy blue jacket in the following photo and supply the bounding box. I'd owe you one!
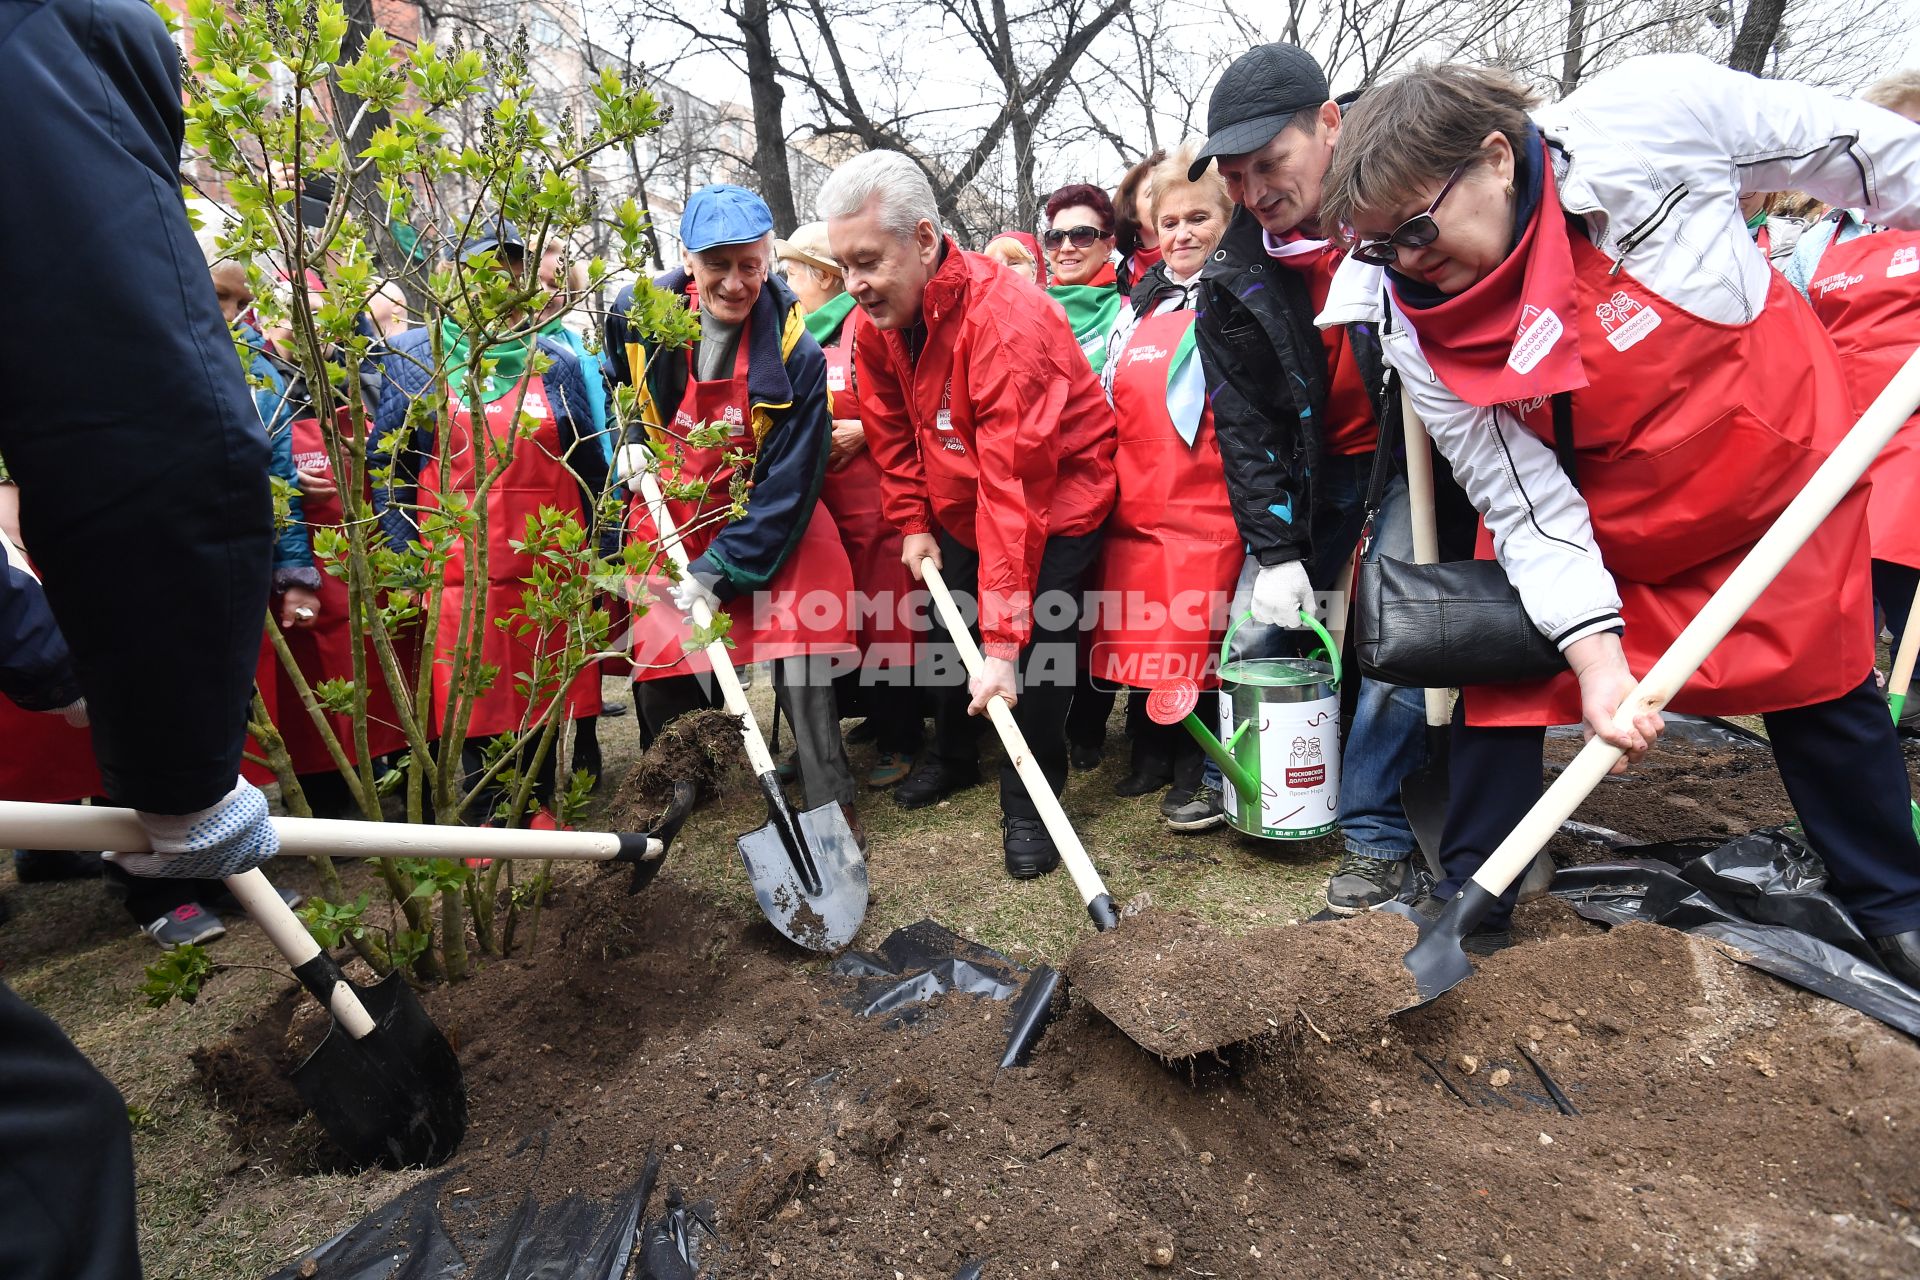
[604,270,831,601]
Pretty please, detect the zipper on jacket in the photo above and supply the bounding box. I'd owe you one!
[1609,183,1687,275]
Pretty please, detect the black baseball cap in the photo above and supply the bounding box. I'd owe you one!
[1190,43,1331,179]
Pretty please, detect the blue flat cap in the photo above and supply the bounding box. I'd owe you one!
[681,184,774,252]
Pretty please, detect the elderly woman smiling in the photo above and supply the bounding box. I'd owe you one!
[1315,55,1920,971]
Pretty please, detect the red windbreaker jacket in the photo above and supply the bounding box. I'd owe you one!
[853,242,1117,657]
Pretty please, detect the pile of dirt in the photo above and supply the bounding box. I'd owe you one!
[617,707,745,815]
[214,855,1920,1278]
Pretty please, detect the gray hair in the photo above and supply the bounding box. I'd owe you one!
[1863,69,1920,116]
[816,151,943,242]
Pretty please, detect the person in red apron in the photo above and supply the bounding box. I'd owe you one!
[605,186,861,830]
[777,221,922,788]
[1789,209,1920,721]
[1089,144,1240,831]
[1316,57,1920,976]
[375,219,611,819]
[821,151,1118,879]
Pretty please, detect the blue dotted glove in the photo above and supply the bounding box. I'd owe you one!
[122,779,280,879]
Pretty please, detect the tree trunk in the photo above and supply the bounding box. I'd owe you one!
[1727,0,1787,75]
[738,0,798,234]
[1559,0,1590,95]
[331,0,410,279]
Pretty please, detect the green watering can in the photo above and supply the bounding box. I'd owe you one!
[1147,609,1342,841]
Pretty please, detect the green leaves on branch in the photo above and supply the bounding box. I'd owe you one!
[140,945,215,1009]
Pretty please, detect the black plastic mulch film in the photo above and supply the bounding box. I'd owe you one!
[269,920,1043,1279]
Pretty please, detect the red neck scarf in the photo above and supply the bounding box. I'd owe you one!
[1391,158,1587,408]
[1130,244,1164,275]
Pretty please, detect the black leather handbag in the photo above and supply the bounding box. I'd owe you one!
[1353,384,1571,687]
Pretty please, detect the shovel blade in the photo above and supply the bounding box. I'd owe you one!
[739,801,868,951]
[1396,880,1502,1011]
[290,971,467,1169]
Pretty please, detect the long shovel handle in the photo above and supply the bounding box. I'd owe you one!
[1888,581,1920,719]
[919,559,1117,929]
[0,800,665,864]
[224,867,377,1038]
[635,470,777,778]
[1464,347,1920,905]
[1400,387,1450,732]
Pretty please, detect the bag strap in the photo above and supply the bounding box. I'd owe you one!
[1550,391,1579,490]
[1362,368,1400,521]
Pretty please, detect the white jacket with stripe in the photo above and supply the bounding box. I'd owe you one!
[1319,53,1920,651]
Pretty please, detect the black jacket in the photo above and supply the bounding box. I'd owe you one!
[1193,207,1386,568]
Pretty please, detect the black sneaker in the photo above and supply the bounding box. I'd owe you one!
[143,902,227,949]
[1406,892,1512,955]
[1002,816,1060,879]
[893,759,982,810]
[1162,784,1227,831]
[1326,851,1410,914]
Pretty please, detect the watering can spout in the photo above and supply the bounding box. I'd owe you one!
[1145,681,1260,804]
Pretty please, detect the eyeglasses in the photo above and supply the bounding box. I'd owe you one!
[1347,164,1467,267]
[1041,225,1111,251]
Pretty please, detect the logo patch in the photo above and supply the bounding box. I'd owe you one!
[1813,269,1865,299]
[935,408,954,432]
[723,404,746,437]
[1890,246,1919,279]
[1596,290,1660,352]
[826,366,847,391]
[1508,306,1564,374]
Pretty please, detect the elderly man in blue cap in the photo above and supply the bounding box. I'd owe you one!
[606,184,861,838]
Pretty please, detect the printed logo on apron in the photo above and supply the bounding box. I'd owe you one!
[1890,246,1919,279]
[933,378,965,453]
[826,365,847,391]
[1597,291,1660,352]
[1508,305,1564,374]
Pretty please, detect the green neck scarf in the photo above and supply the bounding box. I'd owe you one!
[440,316,535,404]
[802,292,858,345]
[1046,281,1123,372]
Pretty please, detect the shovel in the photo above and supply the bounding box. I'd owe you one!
[0,788,696,1167]
[635,471,867,952]
[1402,347,1920,1009]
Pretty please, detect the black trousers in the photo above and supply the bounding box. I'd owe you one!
[1873,558,1920,652]
[923,527,1102,822]
[0,982,141,1280]
[1437,676,1920,935]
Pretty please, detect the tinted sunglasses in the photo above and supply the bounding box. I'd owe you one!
[1348,163,1467,266]
[1042,224,1110,251]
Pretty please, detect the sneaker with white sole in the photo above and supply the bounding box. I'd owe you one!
[144,902,227,949]
[1325,851,1410,914]
[1162,783,1228,832]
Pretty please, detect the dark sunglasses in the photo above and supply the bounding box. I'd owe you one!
[1348,163,1467,266]
[1042,224,1110,251]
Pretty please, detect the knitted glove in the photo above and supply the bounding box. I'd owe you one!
[120,779,280,879]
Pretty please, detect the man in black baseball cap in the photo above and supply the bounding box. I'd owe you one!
[1190,44,1436,918]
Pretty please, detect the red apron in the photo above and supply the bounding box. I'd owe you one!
[1088,307,1242,689]
[0,541,104,801]
[1800,226,1920,569]
[272,409,415,772]
[1467,234,1874,726]
[420,376,600,738]
[625,337,856,677]
[818,320,914,668]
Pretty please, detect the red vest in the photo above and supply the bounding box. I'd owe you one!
[818,318,913,664]
[1467,234,1874,726]
[1801,225,1920,569]
[1088,306,1241,689]
[625,334,855,677]
[420,376,600,738]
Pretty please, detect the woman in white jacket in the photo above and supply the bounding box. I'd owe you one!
[1315,55,1920,977]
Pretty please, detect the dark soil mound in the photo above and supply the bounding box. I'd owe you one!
[213,858,1920,1278]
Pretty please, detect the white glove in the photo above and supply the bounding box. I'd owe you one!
[1250,560,1316,627]
[46,698,88,728]
[120,779,280,879]
[615,442,651,495]
[669,573,721,618]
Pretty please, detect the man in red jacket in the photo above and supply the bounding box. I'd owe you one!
[821,150,1118,879]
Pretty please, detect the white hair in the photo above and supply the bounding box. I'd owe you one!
[686,231,775,267]
[816,151,943,242]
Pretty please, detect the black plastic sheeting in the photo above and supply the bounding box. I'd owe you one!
[268,921,1033,1279]
[830,917,1060,1068]
[1551,828,1920,1038]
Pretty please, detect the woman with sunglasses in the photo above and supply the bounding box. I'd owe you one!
[1042,184,1125,373]
[1316,56,1920,975]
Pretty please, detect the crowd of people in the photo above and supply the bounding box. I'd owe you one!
[6,5,1920,1268]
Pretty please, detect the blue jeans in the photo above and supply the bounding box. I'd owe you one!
[1210,456,1426,860]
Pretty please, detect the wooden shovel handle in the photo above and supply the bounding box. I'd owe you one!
[920,560,1114,919]
[1889,581,1920,704]
[225,868,377,1038]
[1467,347,1920,902]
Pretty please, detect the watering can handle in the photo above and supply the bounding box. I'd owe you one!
[1218,609,1342,688]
